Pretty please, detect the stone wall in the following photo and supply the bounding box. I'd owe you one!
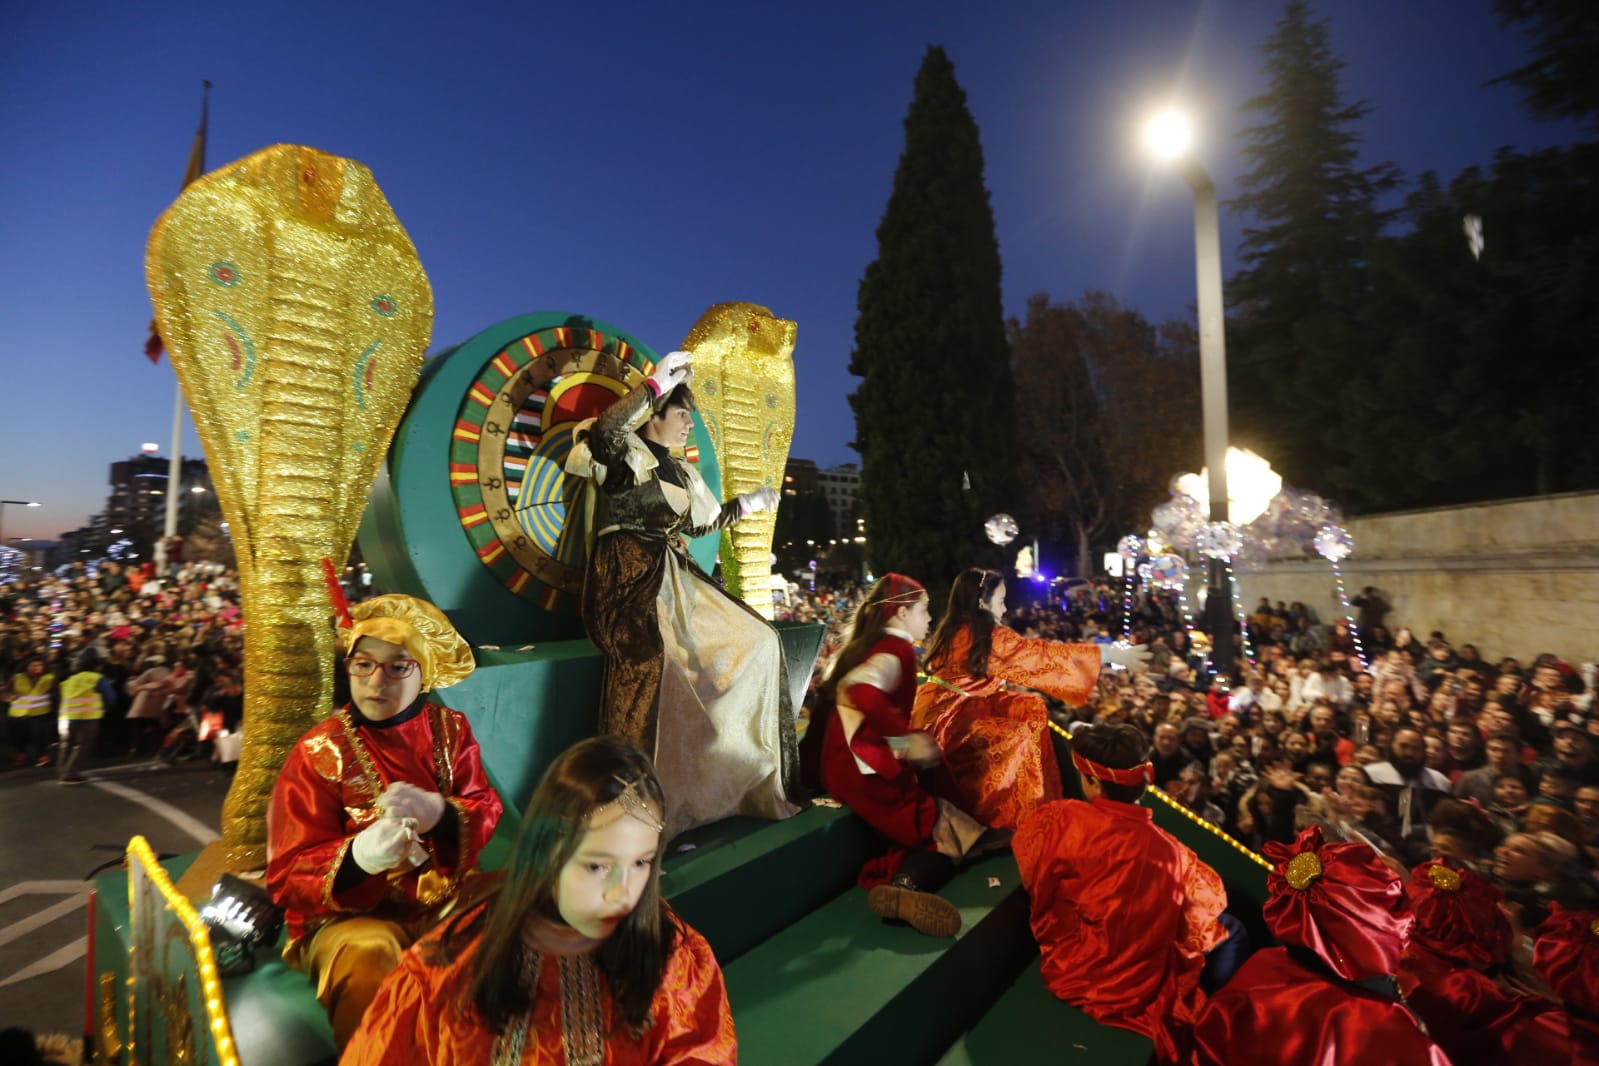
[1214,491,1599,666]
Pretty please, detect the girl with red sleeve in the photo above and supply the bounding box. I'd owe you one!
[803,574,1008,938]
[342,736,735,1065]
[914,568,1104,829]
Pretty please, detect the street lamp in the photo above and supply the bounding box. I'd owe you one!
[0,499,41,547]
[1143,108,1236,674]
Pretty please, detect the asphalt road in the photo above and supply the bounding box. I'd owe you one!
[0,754,230,1043]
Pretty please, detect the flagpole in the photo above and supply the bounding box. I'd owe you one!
[152,80,210,575]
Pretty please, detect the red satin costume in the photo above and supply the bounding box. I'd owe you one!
[267,702,504,1045]
[268,703,504,942]
[1192,946,1452,1066]
[817,631,972,887]
[1014,797,1227,1063]
[914,626,1100,828]
[342,904,736,1066]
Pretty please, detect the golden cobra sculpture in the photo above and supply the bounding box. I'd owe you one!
[146,144,431,870]
[680,303,797,618]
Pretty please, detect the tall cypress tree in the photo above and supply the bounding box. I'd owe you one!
[1226,1,1396,491]
[849,46,1016,597]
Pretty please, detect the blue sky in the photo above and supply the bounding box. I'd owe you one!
[0,0,1580,542]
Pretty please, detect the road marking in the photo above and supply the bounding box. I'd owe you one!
[0,881,87,905]
[0,935,86,988]
[88,779,220,846]
[0,893,87,950]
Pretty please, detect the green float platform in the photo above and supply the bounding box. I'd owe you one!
[92,627,1267,1065]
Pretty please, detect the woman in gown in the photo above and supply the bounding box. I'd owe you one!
[342,735,736,1065]
[566,351,797,839]
[914,569,1140,828]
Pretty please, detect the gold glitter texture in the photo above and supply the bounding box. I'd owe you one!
[1426,864,1462,892]
[1286,851,1324,890]
[146,145,432,868]
[680,303,796,619]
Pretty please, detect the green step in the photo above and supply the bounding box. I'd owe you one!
[662,806,879,964]
[935,957,1155,1065]
[725,852,1036,1066]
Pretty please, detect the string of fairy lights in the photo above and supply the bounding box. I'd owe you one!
[1328,558,1370,670]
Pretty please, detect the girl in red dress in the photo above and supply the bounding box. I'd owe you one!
[343,736,735,1065]
[805,574,1007,938]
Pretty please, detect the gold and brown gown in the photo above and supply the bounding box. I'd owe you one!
[568,385,799,839]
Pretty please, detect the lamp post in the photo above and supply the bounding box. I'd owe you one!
[1144,110,1235,675]
[0,499,41,548]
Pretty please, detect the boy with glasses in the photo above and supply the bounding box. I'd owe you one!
[266,594,504,1051]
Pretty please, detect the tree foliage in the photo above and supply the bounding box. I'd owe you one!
[1009,292,1202,576]
[849,46,1016,599]
[1340,146,1599,506]
[1225,0,1396,490]
[1493,0,1599,130]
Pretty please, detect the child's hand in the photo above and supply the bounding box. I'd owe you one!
[898,731,942,768]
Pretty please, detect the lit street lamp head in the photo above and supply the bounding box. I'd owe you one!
[1142,109,1193,161]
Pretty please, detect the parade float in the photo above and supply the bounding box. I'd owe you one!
[87,144,1266,1066]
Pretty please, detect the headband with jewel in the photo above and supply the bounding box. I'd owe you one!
[588,775,666,834]
[875,573,926,620]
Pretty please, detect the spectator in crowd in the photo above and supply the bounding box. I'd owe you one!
[1364,727,1454,864]
[1150,722,1196,791]
[1458,732,1527,808]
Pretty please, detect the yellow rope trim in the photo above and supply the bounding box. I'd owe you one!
[1048,721,1272,871]
[126,835,242,1066]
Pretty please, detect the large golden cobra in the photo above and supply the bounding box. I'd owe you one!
[146,145,431,870]
[680,303,796,618]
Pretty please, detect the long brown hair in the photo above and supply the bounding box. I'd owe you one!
[462,736,674,1034]
[924,568,1003,678]
[819,574,925,704]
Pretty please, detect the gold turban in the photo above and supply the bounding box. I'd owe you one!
[341,595,475,691]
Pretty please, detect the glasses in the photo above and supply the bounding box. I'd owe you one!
[346,657,420,680]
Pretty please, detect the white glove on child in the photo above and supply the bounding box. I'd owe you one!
[1099,643,1152,673]
[378,781,447,833]
[649,351,693,394]
[351,818,420,874]
[738,486,780,515]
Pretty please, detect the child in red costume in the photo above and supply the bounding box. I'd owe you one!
[1015,722,1228,1063]
[805,574,1007,937]
[1192,825,1451,1066]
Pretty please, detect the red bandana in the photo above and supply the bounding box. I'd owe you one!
[1072,749,1155,787]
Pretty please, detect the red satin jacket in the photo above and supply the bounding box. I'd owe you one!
[1193,947,1451,1066]
[266,702,504,943]
[1015,797,1227,1063]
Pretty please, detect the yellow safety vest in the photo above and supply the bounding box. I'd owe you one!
[8,674,54,718]
[60,672,106,721]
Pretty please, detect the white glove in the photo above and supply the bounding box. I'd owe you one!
[738,486,780,515]
[378,781,447,833]
[1099,643,1152,673]
[351,818,420,874]
[649,351,693,394]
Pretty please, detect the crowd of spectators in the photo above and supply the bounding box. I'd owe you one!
[1,560,249,771]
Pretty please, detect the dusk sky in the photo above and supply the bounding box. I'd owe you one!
[0,1,1581,544]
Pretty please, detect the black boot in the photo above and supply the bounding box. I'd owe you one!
[867,852,961,937]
